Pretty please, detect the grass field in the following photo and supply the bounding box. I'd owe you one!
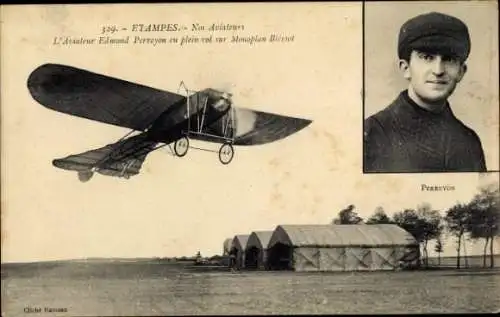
[2,258,500,316]
[426,254,500,268]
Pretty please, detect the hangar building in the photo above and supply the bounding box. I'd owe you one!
[266,224,419,272]
[230,234,250,269]
[223,238,233,256]
[244,231,273,269]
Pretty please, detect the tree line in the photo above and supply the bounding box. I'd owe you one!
[331,182,499,269]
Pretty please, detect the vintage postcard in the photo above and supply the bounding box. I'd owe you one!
[1,2,499,316]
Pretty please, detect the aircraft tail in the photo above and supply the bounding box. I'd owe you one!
[52,133,158,181]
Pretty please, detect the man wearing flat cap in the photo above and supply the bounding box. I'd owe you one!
[363,12,486,173]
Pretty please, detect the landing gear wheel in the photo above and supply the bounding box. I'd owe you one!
[174,136,189,157]
[219,143,234,165]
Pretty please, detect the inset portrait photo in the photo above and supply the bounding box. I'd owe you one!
[363,1,499,174]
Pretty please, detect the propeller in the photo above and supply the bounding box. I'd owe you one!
[213,81,236,95]
[212,82,236,102]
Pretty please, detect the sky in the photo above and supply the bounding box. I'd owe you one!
[1,2,499,263]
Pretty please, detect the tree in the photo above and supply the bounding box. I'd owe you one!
[444,203,471,269]
[366,206,393,224]
[434,238,443,266]
[468,182,500,268]
[462,234,469,268]
[393,209,423,266]
[416,203,444,267]
[332,204,363,224]
[393,209,421,239]
[393,206,443,268]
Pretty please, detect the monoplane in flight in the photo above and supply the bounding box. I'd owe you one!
[27,63,312,182]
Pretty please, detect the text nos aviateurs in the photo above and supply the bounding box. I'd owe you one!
[52,33,295,46]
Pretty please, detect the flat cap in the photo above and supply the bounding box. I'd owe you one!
[398,12,471,61]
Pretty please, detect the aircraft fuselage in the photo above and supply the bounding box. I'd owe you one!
[146,88,232,143]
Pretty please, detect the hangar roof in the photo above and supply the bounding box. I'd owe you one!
[268,224,418,249]
[246,231,273,250]
[231,234,250,251]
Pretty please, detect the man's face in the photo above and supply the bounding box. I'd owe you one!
[400,50,467,104]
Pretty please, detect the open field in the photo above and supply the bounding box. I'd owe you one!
[2,258,500,316]
[426,254,500,268]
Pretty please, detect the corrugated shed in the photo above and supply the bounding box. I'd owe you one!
[268,224,418,248]
[246,231,273,250]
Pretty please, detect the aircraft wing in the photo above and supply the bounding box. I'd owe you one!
[199,107,312,145]
[205,108,312,145]
[27,63,185,131]
[230,108,312,146]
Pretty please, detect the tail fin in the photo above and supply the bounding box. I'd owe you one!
[52,133,158,180]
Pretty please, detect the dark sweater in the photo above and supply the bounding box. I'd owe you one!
[363,90,486,173]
